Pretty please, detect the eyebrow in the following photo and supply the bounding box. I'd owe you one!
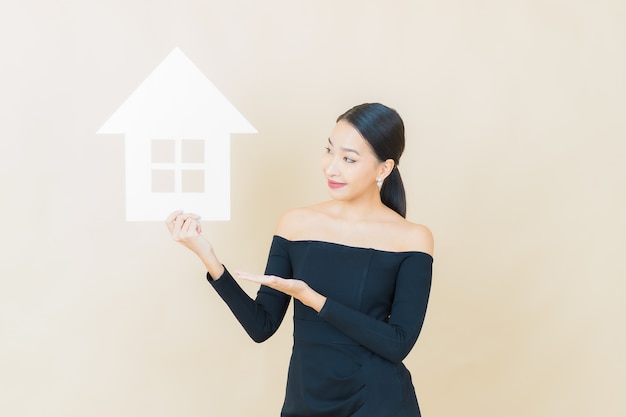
[328,138,361,155]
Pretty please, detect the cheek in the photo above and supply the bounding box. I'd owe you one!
[353,163,377,184]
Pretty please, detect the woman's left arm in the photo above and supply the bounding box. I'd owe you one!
[234,271,328,311]
[236,252,432,363]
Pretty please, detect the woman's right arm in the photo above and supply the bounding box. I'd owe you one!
[165,211,292,342]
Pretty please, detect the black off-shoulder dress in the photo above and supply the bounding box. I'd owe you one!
[208,235,433,417]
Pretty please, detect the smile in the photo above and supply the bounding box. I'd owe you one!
[327,180,347,189]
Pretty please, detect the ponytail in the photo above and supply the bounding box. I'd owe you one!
[337,103,408,218]
[380,166,406,218]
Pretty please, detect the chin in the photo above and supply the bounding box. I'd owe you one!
[327,189,351,201]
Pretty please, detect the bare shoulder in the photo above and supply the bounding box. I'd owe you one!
[397,220,434,256]
[275,203,328,240]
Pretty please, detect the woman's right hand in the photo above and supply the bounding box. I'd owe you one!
[165,210,225,280]
[165,210,211,256]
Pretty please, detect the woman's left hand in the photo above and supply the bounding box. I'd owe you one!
[234,271,327,312]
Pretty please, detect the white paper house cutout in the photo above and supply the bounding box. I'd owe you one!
[97,47,256,221]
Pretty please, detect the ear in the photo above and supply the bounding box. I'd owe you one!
[378,159,395,180]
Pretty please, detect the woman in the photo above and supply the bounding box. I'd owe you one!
[166,103,434,417]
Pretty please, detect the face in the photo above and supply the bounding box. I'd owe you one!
[321,120,391,201]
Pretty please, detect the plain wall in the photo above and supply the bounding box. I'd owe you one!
[1,1,624,416]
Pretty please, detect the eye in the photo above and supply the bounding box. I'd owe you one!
[344,157,355,163]
[324,146,333,154]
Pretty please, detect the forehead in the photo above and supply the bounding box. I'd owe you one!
[329,120,372,152]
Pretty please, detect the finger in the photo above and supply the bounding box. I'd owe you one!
[235,271,277,286]
[182,218,199,236]
[173,213,199,235]
[234,270,263,283]
[165,210,183,224]
[165,210,183,231]
[175,213,200,222]
[193,215,202,234]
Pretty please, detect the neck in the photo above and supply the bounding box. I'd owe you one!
[331,189,387,222]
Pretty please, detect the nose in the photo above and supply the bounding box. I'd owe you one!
[325,155,339,176]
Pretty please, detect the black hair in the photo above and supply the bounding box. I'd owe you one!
[337,103,407,218]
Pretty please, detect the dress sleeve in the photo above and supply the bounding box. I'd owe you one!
[317,252,432,363]
[207,237,292,343]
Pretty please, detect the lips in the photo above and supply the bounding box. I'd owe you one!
[327,180,346,189]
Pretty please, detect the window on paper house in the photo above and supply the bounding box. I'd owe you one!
[151,139,205,193]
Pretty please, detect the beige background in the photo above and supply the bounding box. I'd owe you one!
[1,1,624,416]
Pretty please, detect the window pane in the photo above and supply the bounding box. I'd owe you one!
[182,170,204,193]
[152,170,175,192]
[152,139,175,163]
[181,139,204,163]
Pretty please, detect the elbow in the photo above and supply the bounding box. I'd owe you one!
[247,326,279,343]
[250,333,271,343]
[384,346,412,364]
[382,330,421,363]
[239,312,283,343]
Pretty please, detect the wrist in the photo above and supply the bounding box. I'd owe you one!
[301,288,326,313]
[199,248,224,280]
